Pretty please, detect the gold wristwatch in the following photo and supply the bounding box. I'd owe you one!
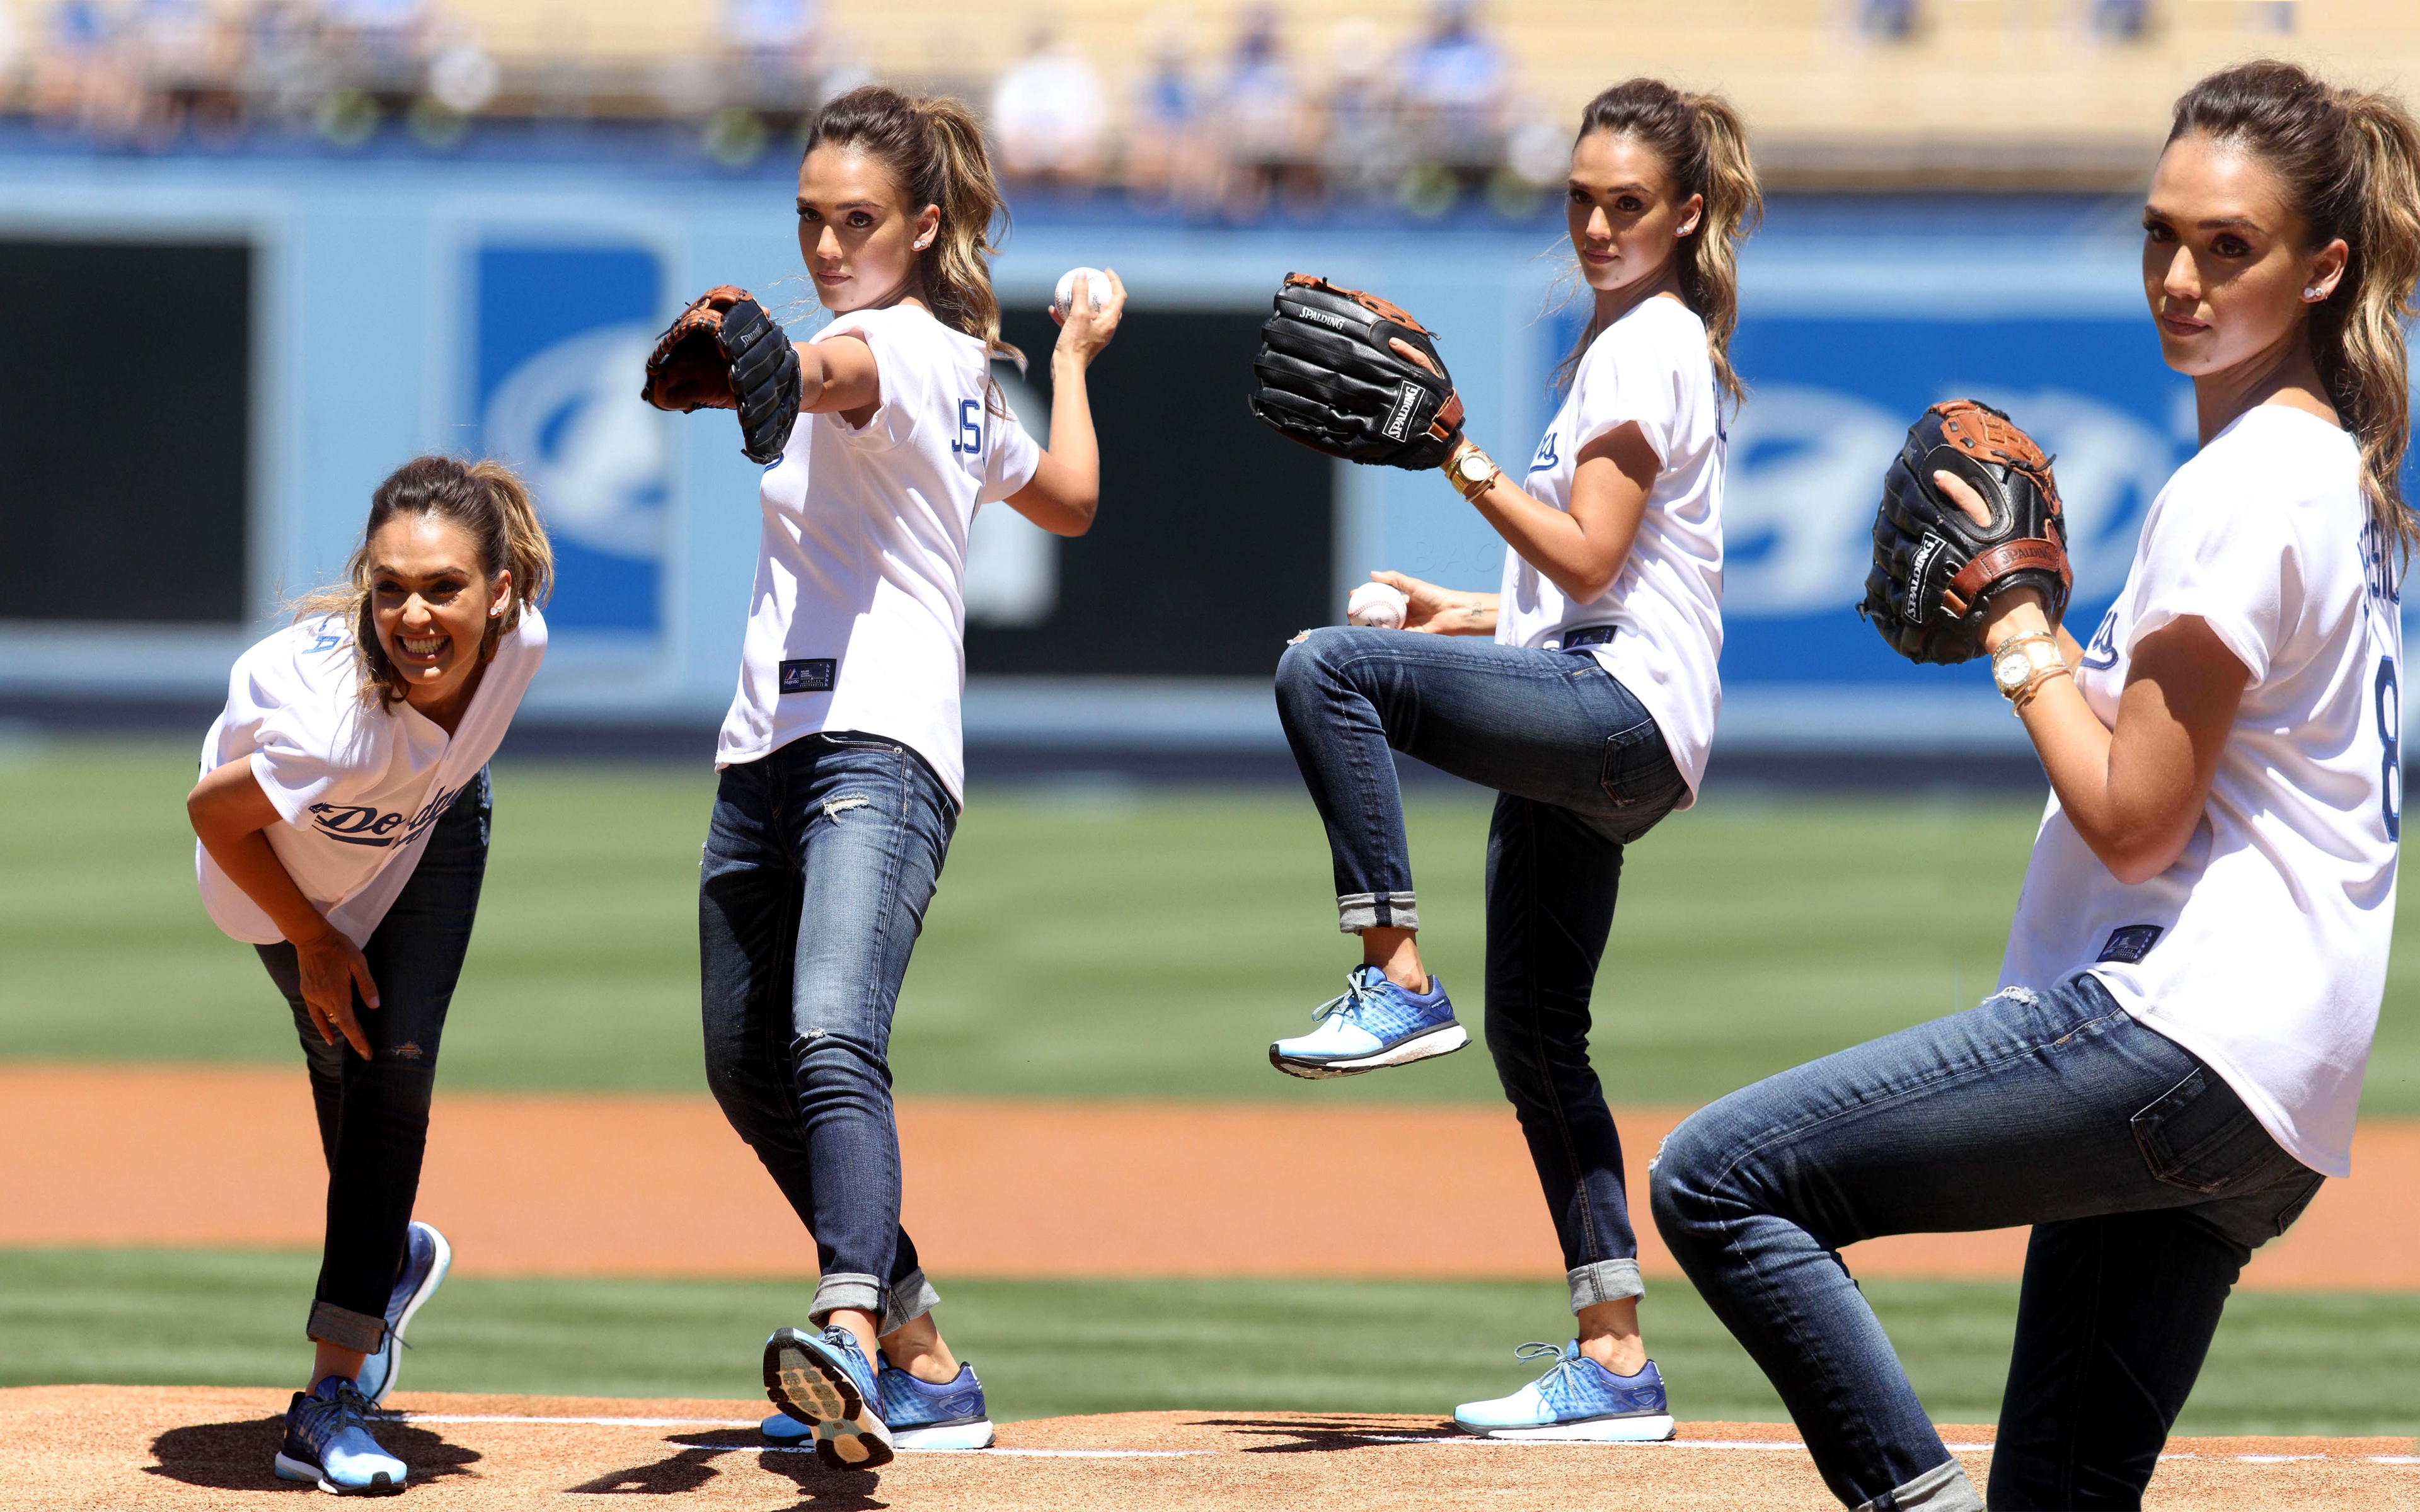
[1991,632,2068,714]
[1446,441,1501,503]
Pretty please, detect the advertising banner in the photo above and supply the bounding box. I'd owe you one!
[470,243,674,654]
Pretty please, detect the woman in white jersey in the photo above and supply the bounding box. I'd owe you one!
[1269,79,1758,1438]
[662,86,1122,1469]
[186,456,551,1496]
[1653,60,2420,1511]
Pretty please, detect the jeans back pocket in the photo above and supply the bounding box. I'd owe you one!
[2130,1067,2296,1196]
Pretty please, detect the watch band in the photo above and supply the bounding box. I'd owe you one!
[1995,633,2070,715]
[1444,441,1501,504]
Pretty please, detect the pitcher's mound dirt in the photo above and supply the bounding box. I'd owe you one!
[8,1385,2413,1511]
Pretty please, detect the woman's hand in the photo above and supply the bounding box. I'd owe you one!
[1051,269,1126,370]
[294,925,378,1057]
[1932,471,2071,660]
[188,757,381,1055]
[1371,571,1498,636]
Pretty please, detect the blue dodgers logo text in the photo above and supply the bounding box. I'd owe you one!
[308,781,464,849]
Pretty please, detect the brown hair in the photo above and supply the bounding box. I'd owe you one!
[2169,60,2420,546]
[803,84,1022,370]
[1552,79,1763,403]
[293,455,554,711]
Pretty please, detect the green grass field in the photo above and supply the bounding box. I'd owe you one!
[5,1249,2415,1436]
[3,736,2417,1434]
[8,738,2415,1110]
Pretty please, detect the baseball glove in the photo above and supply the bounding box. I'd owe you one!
[640,285,802,466]
[1247,273,1465,471]
[1858,399,2071,665]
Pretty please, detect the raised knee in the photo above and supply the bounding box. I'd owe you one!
[1646,1113,1728,1230]
[1274,630,1342,704]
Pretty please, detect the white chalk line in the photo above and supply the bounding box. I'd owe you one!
[393,1415,2416,1468]
[393,1414,1206,1458]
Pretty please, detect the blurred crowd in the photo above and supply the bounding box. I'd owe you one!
[988,0,1564,217]
[0,0,2301,209]
[0,0,1565,215]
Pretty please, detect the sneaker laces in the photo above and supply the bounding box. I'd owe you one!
[1514,1340,1579,1389]
[1310,969,1384,1026]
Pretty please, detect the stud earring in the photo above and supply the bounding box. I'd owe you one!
[2305,286,2324,300]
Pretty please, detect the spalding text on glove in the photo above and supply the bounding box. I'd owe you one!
[1247,273,1465,471]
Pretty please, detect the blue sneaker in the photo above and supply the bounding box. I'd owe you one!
[1453,1341,1676,1441]
[764,1325,894,1469]
[1270,966,1468,1079]
[274,1375,407,1494]
[765,1358,995,1450]
[355,1221,451,1406]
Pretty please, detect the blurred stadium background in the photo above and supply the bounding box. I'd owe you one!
[3,0,2418,1448]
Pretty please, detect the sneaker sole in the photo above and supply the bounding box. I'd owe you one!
[763,1329,895,1470]
[1270,1022,1470,1079]
[764,1410,993,1451]
[1458,1413,1677,1443]
[894,1418,996,1451]
[364,1223,453,1407]
[274,1451,406,1494]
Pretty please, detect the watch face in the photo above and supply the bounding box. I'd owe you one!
[1458,455,1490,482]
[1993,649,2029,689]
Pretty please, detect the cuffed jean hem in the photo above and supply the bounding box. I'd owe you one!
[884,1268,942,1336]
[306,1299,388,1354]
[1337,891,1418,933]
[808,1271,944,1336]
[809,1273,884,1329]
[1567,1259,1644,1312]
[1855,1458,1983,1512]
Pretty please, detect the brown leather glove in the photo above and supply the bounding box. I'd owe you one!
[1858,399,2072,665]
[640,285,802,465]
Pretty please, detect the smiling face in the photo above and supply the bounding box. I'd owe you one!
[367,512,510,713]
[796,144,942,312]
[1567,129,1702,299]
[2141,130,2348,379]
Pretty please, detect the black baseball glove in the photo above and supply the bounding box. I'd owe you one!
[640,285,802,465]
[1247,273,1465,471]
[1858,399,2072,665]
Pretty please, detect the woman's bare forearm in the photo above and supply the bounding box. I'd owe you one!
[187,762,336,945]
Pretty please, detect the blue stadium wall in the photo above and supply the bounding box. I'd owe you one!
[4,147,2397,756]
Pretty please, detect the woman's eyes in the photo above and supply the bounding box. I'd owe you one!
[847,211,874,228]
[2211,234,2252,258]
[2141,221,2175,243]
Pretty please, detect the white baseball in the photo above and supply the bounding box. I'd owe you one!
[1347,581,1410,629]
[1052,266,1111,321]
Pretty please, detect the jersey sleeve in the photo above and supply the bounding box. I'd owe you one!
[979,394,1043,504]
[1567,318,1681,468]
[817,309,921,454]
[2121,478,2297,686]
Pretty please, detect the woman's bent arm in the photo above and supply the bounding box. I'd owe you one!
[1467,424,1659,602]
[187,758,378,1051]
[1989,598,2247,885]
[1006,270,1126,537]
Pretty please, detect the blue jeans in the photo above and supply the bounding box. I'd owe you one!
[256,768,490,1354]
[698,732,955,1333]
[1274,627,1690,1310]
[1650,975,2325,1511]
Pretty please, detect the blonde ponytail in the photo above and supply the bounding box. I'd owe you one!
[2338,91,2420,546]
[2170,61,2420,548]
[292,454,555,710]
[804,85,1023,371]
[1550,78,1764,404]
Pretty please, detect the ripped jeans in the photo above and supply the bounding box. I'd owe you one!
[700,732,957,1333]
[256,769,490,1353]
[1650,975,2324,1512]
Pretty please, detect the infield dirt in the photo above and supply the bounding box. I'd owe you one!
[5,1063,2417,1288]
[6,1386,2414,1511]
